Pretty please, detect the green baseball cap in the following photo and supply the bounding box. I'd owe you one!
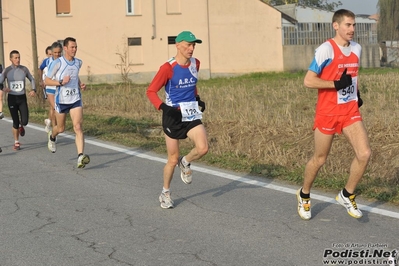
[175,31,202,44]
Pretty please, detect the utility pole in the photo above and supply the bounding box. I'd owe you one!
[29,0,41,99]
[0,0,3,107]
[0,0,5,67]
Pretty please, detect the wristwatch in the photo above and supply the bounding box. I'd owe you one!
[59,79,63,86]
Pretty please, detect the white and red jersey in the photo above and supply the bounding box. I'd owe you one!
[308,39,361,116]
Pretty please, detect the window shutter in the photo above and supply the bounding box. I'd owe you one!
[56,0,70,14]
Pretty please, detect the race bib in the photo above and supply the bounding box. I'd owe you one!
[179,101,202,122]
[10,81,24,92]
[62,87,78,97]
[337,77,358,104]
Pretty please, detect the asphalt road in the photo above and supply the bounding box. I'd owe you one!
[0,118,398,266]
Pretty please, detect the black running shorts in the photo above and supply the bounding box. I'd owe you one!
[162,111,202,139]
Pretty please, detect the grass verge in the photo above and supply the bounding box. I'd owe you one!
[6,68,399,205]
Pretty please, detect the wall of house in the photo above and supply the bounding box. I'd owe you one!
[2,1,383,86]
[207,1,284,77]
[1,0,211,84]
[0,0,286,84]
[283,44,381,71]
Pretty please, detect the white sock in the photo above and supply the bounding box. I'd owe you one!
[182,156,190,166]
[162,187,170,194]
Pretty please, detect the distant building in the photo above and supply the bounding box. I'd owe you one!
[274,4,378,46]
[273,4,380,70]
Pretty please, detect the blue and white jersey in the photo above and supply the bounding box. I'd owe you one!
[39,57,50,71]
[46,56,82,104]
[43,57,54,81]
[44,57,57,94]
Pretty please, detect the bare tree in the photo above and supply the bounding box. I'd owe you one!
[377,0,399,42]
[115,39,132,84]
[378,0,399,66]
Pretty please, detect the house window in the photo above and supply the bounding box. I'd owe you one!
[56,0,70,15]
[168,36,177,45]
[127,37,143,64]
[167,36,178,58]
[128,37,141,46]
[126,0,141,15]
[126,0,134,14]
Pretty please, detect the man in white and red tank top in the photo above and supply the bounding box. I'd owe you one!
[297,9,371,220]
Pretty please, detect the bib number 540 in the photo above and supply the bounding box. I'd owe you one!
[341,84,355,96]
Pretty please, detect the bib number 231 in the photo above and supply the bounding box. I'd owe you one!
[179,101,202,122]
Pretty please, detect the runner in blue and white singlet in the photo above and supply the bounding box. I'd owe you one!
[38,45,52,90]
[43,57,54,93]
[44,37,90,169]
[43,41,63,133]
[46,55,82,109]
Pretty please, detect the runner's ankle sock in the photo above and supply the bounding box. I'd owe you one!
[342,188,353,197]
[50,135,56,142]
[162,187,170,194]
[300,188,310,199]
[182,156,190,166]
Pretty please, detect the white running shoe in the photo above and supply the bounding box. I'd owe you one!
[77,154,90,168]
[178,156,192,184]
[44,119,51,133]
[297,188,311,220]
[336,190,363,218]
[159,192,174,209]
[47,131,56,153]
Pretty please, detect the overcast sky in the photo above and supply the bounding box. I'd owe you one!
[334,0,379,15]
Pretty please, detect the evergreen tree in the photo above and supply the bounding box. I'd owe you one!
[264,0,342,11]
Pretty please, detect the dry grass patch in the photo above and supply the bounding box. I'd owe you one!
[24,69,399,203]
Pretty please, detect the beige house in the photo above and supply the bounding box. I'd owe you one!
[1,0,284,84]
